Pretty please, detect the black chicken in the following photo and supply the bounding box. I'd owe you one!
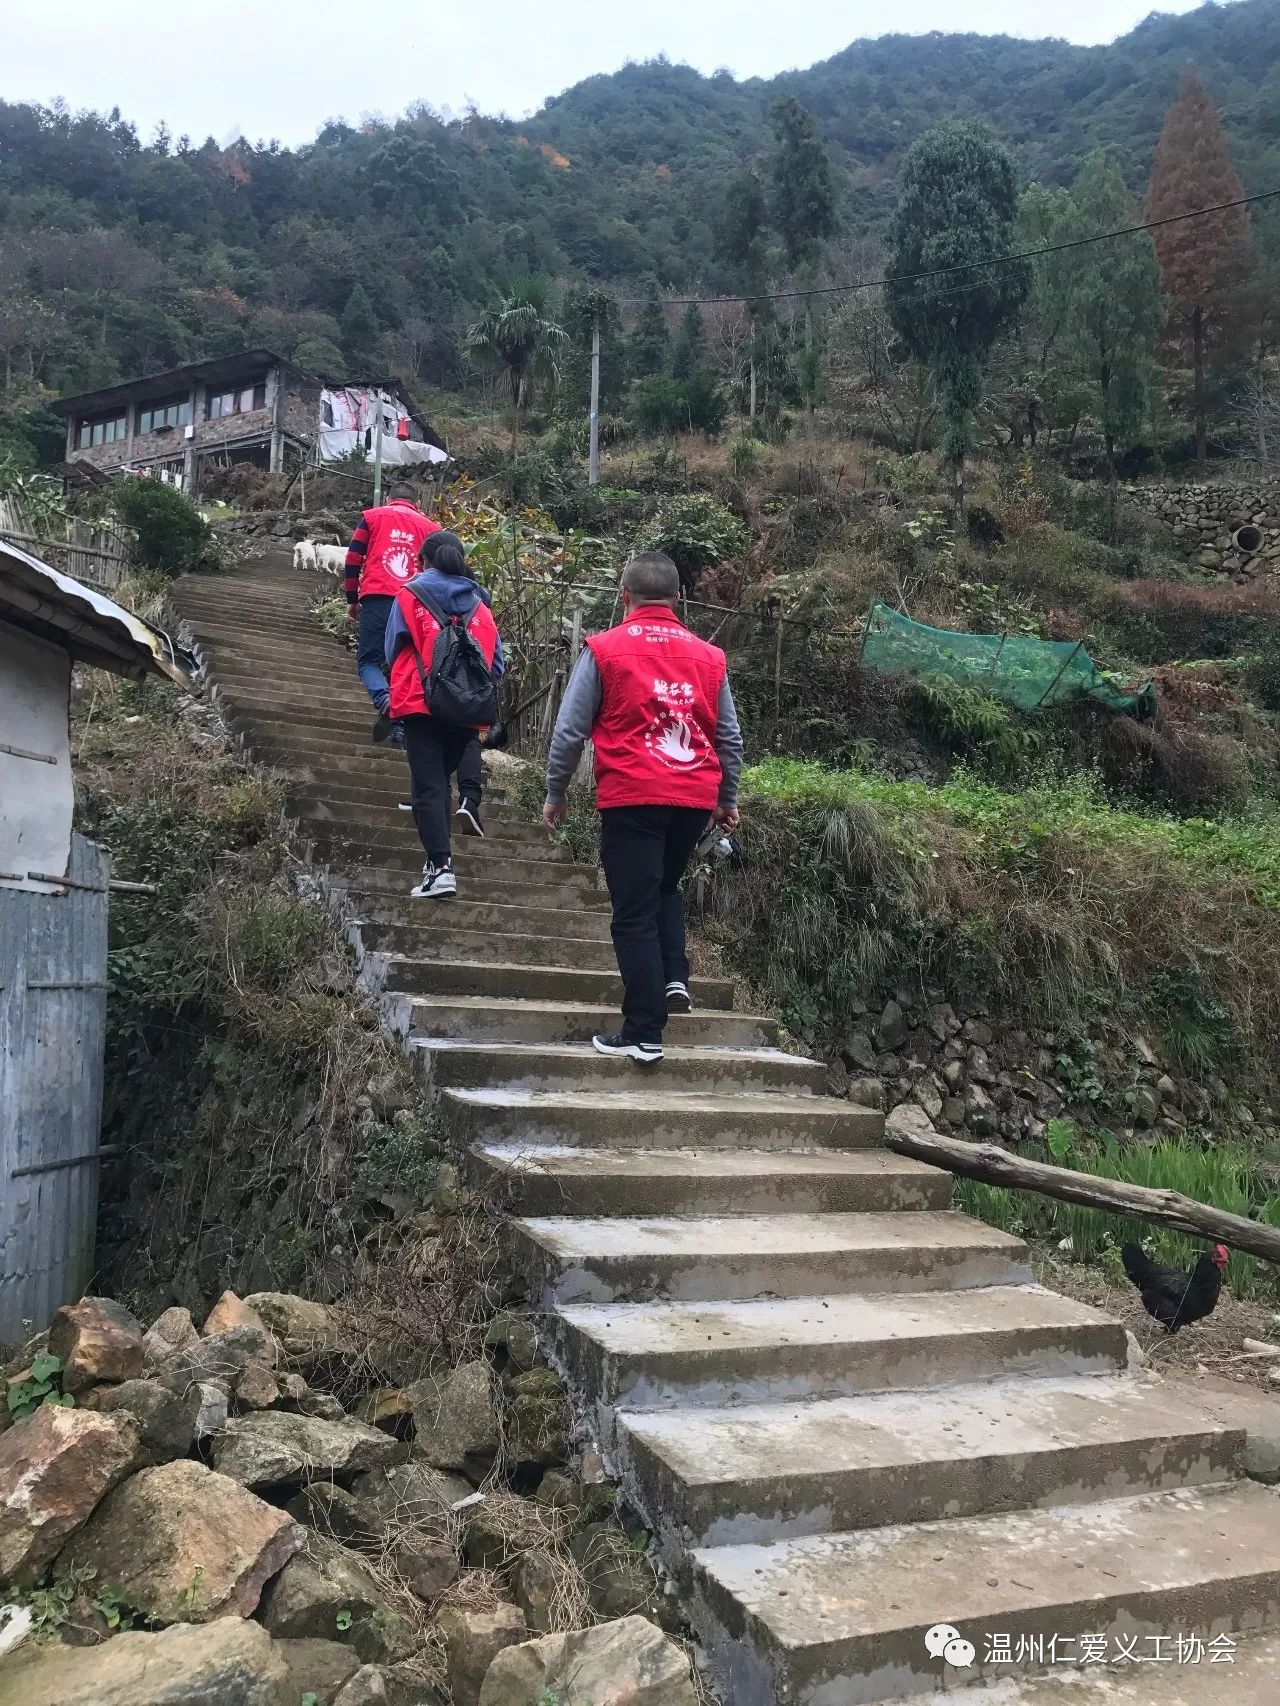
[1120,1241,1229,1333]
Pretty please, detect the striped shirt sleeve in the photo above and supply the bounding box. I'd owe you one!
[343,518,369,604]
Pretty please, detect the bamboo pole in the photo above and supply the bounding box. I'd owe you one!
[881,1122,1280,1267]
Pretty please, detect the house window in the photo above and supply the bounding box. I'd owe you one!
[207,380,267,420]
[138,396,192,435]
[322,399,335,427]
[76,414,128,449]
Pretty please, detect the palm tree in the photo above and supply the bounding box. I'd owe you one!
[464,276,565,442]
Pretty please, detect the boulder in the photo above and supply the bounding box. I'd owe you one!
[335,1666,389,1706]
[505,1369,570,1468]
[846,1076,885,1111]
[464,1494,548,1573]
[437,1604,527,1706]
[142,1307,200,1368]
[157,1326,277,1396]
[0,1405,138,1587]
[278,1637,362,1703]
[534,1469,615,1532]
[298,1390,348,1422]
[47,1297,144,1395]
[244,1292,353,1370]
[570,1523,665,1624]
[60,1458,303,1623]
[88,1378,202,1467]
[258,1531,413,1665]
[884,1101,939,1145]
[839,1031,878,1073]
[0,1617,289,1706]
[479,1616,698,1706]
[235,1361,281,1411]
[911,1076,944,1123]
[511,1546,560,1631]
[202,1291,269,1340]
[391,1534,459,1602]
[350,1461,473,1531]
[484,1314,538,1373]
[213,1410,402,1491]
[408,1361,499,1477]
[875,1000,909,1052]
[356,1387,414,1432]
[287,1481,382,1547]
[194,1382,231,1439]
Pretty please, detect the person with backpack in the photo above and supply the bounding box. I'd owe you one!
[344,482,440,750]
[542,551,743,1064]
[385,531,504,899]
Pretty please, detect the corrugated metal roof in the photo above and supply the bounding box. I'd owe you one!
[0,537,194,683]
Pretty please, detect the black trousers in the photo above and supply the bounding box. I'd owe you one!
[403,715,482,864]
[600,805,710,1044]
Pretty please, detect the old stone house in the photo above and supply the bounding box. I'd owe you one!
[59,350,445,498]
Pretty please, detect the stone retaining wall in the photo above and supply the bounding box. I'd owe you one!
[1123,480,1280,579]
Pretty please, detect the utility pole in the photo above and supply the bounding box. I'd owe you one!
[588,324,601,487]
[372,397,384,507]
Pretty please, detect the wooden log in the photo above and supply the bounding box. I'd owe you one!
[882,1121,1280,1267]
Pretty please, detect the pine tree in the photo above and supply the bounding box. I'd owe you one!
[885,121,1030,504]
[340,283,381,365]
[1066,150,1163,487]
[1146,69,1252,466]
[628,290,670,381]
[671,303,705,381]
[768,95,837,275]
[714,170,769,421]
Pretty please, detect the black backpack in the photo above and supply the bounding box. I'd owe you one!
[407,584,500,727]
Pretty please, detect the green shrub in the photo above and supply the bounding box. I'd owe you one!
[635,492,748,591]
[914,675,1039,777]
[110,477,220,578]
[1099,579,1280,664]
[631,373,727,437]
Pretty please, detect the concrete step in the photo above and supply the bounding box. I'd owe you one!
[357,917,619,970]
[309,825,576,867]
[441,1086,879,1151]
[507,1210,1029,1307]
[220,698,386,738]
[469,1143,951,1218]
[294,788,523,824]
[348,894,614,942]
[620,1373,1245,1554]
[689,1481,1280,1705]
[347,862,608,911]
[297,800,546,845]
[553,1286,1128,1421]
[987,1629,1280,1704]
[407,995,777,1049]
[384,955,735,1010]
[413,1039,830,1099]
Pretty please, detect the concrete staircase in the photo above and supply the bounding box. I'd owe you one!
[171,556,1280,1704]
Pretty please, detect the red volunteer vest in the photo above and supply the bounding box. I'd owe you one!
[388,586,500,726]
[358,501,440,598]
[586,607,726,809]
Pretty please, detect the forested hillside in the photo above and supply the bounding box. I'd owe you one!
[0,0,1277,436]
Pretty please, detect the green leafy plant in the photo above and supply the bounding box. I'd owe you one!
[110,476,222,579]
[6,1353,74,1420]
[335,1608,353,1632]
[634,492,748,592]
[175,1564,204,1617]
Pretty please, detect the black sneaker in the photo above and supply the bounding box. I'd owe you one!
[411,860,457,900]
[372,709,393,743]
[455,798,485,838]
[665,981,693,1014]
[592,1032,663,1065]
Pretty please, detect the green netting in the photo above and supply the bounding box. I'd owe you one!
[860,602,1158,717]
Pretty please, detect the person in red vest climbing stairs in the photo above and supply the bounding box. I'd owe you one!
[385,531,505,899]
[543,552,744,1064]
[343,483,440,750]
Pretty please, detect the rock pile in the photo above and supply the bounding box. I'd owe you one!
[0,1289,694,1706]
[1122,481,1280,579]
[840,991,1270,1148]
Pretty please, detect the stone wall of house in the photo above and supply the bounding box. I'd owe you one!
[281,374,322,443]
[1123,480,1280,579]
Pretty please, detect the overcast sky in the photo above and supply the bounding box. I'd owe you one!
[2,0,1205,147]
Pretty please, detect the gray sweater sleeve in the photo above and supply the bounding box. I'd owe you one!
[715,676,745,809]
[545,650,603,803]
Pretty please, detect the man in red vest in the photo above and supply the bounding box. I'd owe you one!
[543,551,743,1065]
[343,483,440,749]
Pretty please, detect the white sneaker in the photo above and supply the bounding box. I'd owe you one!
[665,981,693,1013]
[592,1032,663,1065]
[411,860,456,900]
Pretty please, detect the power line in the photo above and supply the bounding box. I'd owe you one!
[617,186,1280,309]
